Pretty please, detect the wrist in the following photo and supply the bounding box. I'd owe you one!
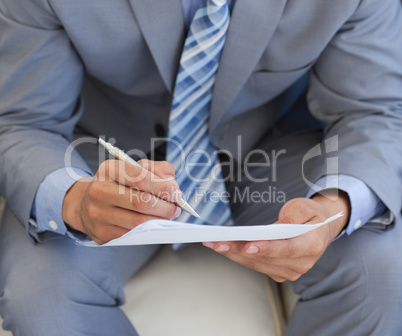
[312,189,351,239]
[62,177,92,233]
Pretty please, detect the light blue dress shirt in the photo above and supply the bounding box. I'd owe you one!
[305,175,385,237]
[183,0,234,29]
[30,0,385,241]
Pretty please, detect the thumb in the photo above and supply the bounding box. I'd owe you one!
[274,198,319,225]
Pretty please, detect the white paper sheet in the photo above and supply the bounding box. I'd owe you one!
[78,212,343,247]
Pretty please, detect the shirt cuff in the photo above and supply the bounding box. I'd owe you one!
[306,175,385,236]
[30,167,93,242]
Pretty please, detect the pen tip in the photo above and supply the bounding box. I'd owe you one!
[177,199,201,219]
[187,207,201,219]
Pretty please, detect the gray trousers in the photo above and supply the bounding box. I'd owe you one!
[1,123,401,335]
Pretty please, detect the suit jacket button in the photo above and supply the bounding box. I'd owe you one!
[155,123,166,137]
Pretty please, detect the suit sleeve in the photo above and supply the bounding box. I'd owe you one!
[307,0,402,219]
[0,1,90,229]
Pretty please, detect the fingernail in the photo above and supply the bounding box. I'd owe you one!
[172,188,182,202]
[216,244,230,252]
[246,245,259,254]
[165,174,175,182]
[203,242,215,249]
[174,207,181,219]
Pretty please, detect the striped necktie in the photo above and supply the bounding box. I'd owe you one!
[167,0,233,229]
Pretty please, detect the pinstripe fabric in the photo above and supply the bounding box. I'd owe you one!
[167,0,233,228]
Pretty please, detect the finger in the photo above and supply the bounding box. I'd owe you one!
[204,239,299,259]
[204,240,304,269]
[86,180,181,220]
[212,249,303,282]
[90,224,130,245]
[274,198,324,225]
[204,239,304,259]
[241,230,327,260]
[97,206,173,231]
[270,275,289,283]
[124,188,181,219]
[202,241,245,253]
[204,241,313,281]
[97,160,182,203]
[225,240,297,259]
[138,160,176,180]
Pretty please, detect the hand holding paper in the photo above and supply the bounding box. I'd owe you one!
[205,191,351,283]
[78,212,343,247]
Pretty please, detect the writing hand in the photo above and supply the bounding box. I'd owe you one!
[203,190,350,282]
[62,159,182,244]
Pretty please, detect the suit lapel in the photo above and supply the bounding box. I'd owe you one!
[129,0,287,112]
[210,0,288,128]
[128,0,185,93]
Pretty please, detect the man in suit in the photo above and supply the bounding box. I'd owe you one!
[0,0,401,334]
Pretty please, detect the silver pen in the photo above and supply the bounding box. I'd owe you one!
[98,138,200,219]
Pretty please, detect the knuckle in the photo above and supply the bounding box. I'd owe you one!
[159,161,175,174]
[87,182,103,199]
[134,170,150,189]
[244,260,259,272]
[137,159,149,167]
[289,200,312,216]
[159,182,176,200]
[99,160,116,176]
[134,176,145,189]
[136,196,153,213]
[98,160,109,173]
[272,276,286,283]
[161,180,173,194]
[86,203,101,223]
[294,262,311,275]
[309,242,325,256]
[129,189,140,206]
[287,273,302,282]
[287,199,303,212]
[284,199,299,209]
[295,204,311,218]
[279,217,295,225]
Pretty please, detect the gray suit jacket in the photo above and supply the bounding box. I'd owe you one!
[0,0,401,229]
